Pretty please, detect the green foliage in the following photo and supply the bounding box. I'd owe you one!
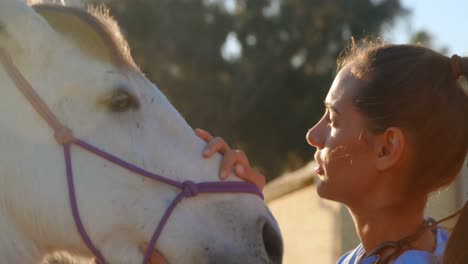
[410,30,433,47]
[410,30,448,55]
[99,0,406,179]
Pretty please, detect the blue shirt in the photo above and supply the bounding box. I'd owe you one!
[337,228,448,264]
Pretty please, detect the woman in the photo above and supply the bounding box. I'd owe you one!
[143,42,468,263]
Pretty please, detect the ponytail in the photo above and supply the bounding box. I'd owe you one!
[443,201,468,263]
[450,55,468,96]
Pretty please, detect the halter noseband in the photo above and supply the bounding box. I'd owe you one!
[0,48,263,264]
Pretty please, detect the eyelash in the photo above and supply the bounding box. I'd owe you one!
[109,89,140,113]
[325,111,336,127]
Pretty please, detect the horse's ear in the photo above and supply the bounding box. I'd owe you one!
[33,5,118,66]
[0,0,55,56]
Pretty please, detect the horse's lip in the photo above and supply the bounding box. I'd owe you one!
[140,243,168,264]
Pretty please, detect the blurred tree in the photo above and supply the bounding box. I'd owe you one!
[410,30,448,55]
[96,0,407,179]
[410,30,432,47]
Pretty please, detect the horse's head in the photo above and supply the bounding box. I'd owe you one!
[0,1,282,263]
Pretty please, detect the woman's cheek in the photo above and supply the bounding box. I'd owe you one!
[328,146,352,166]
[330,127,339,137]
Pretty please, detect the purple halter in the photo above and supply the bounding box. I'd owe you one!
[0,49,263,264]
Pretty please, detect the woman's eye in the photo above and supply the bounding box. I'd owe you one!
[325,114,337,128]
[107,89,140,112]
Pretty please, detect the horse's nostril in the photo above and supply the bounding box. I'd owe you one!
[262,221,283,264]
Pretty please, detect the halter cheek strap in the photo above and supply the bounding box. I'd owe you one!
[0,48,264,264]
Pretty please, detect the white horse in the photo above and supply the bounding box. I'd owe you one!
[0,1,283,263]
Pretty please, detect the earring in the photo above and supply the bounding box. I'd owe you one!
[378,151,384,157]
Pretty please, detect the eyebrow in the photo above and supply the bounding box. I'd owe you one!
[324,102,341,115]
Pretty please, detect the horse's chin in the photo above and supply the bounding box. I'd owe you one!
[42,252,93,264]
[139,245,168,264]
[150,250,168,263]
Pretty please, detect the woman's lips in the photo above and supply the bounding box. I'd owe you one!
[315,164,325,175]
[314,153,325,176]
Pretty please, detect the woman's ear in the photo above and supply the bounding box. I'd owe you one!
[375,127,406,171]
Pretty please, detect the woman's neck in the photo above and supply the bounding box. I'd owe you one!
[348,196,435,256]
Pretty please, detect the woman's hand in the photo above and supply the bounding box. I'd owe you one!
[139,243,167,264]
[195,128,266,191]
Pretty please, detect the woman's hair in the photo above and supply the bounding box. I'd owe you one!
[443,202,468,263]
[337,40,468,196]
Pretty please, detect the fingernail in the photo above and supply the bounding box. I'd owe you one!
[203,149,210,156]
[220,171,227,179]
[236,164,245,175]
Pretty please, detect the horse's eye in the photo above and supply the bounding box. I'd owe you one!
[107,89,140,112]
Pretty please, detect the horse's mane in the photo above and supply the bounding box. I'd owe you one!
[32,2,137,70]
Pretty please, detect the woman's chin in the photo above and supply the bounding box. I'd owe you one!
[315,178,339,202]
[315,178,328,197]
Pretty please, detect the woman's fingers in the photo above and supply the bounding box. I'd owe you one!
[219,152,265,190]
[234,163,245,176]
[219,150,249,179]
[202,137,230,157]
[233,166,266,191]
[194,128,213,143]
[139,243,168,264]
[195,128,230,157]
[194,128,265,190]
[248,169,266,191]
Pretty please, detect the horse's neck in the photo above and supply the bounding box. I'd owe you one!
[0,211,42,262]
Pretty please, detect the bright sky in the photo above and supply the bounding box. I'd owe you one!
[385,0,468,55]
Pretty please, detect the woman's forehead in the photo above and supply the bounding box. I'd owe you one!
[326,65,363,107]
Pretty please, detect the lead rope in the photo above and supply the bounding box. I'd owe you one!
[0,49,263,264]
[359,208,464,264]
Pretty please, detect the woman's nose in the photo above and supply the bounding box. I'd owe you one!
[306,125,322,148]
